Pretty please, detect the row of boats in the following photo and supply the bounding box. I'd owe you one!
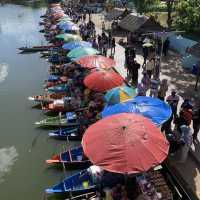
[23,1,195,200]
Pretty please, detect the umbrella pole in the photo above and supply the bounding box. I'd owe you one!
[194,65,200,91]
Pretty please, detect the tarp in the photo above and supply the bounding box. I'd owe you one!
[102,96,172,126]
[181,55,200,72]
[169,35,198,56]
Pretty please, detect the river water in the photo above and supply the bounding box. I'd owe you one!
[0,2,76,200]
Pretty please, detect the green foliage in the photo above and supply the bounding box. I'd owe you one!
[134,0,160,14]
[175,0,200,33]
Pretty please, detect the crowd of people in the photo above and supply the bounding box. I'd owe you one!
[45,3,200,165]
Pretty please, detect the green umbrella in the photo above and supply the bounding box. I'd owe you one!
[57,16,72,22]
[55,34,82,43]
[67,47,99,60]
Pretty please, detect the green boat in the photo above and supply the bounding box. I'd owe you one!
[35,112,79,127]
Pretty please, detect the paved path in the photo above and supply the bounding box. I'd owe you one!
[92,13,200,199]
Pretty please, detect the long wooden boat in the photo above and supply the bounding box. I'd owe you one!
[28,92,66,103]
[35,112,79,127]
[48,127,82,140]
[47,84,69,93]
[45,168,97,195]
[46,146,91,168]
[18,45,58,53]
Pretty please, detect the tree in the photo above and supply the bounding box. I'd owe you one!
[134,0,160,14]
[166,0,176,28]
[175,0,200,33]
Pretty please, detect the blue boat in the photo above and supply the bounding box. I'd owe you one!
[45,168,97,194]
[47,84,69,93]
[46,146,91,168]
[48,126,82,140]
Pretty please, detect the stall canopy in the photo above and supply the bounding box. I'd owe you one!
[119,13,163,33]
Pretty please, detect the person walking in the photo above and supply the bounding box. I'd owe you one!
[177,125,193,163]
[146,58,155,78]
[166,90,180,118]
[142,46,148,68]
[150,78,160,97]
[158,79,168,100]
[102,21,105,33]
[111,37,116,56]
[192,100,200,141]
[163,37,170,56]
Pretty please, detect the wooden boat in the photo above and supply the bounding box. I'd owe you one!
[35,112,79,127]
[48,126,82,140]
[28,93,66,103]
[46,146,91,168]
[44,76,68,88]
[18,45,58,53]
[47,84,69,93]
[45,168,97,194]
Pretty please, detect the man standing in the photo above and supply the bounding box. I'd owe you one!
[192,100,200,141]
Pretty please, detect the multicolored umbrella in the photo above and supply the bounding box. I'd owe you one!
[104,86,137,105]
[55,34,82,43]
[76,55,116,69]
[62,41,92,50]
[84,70,124,92]
[102,96,172,126]
[67,47,99,60]
[82,113,169,174]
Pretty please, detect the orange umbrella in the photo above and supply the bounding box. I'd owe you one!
[84,70,124,92]
[76,55,116,69]
[82,113,169,174]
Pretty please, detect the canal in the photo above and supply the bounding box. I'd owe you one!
[0,2,76,200]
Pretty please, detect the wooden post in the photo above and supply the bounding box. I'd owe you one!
[194,65,200,91]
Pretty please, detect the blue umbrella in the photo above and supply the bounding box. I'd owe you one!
[62,41,92,50]
[102,96,172,126]
[58,22,75,29]
[61,24,79,32]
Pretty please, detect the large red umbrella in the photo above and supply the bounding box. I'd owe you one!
[84,70,124,92]
[82,113,169,174]
[76,55,116,70]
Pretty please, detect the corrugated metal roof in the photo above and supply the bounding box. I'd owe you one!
[105,8,125,20]
[119,13,149,32]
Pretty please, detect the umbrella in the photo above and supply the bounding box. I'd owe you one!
[57,16,72,22]
[60,24,79,32]
[55,34,82,43]
[58,21,75,28]
[142,43,153,48]
[67,47,99,60]
[82,113,169,174]
[104,86,137,105]
[76,55,116,70]
[102,96,172,126]
[62,41,92,50]
[84,70,124,92]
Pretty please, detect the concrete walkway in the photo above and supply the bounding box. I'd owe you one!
[92,13,200,199]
